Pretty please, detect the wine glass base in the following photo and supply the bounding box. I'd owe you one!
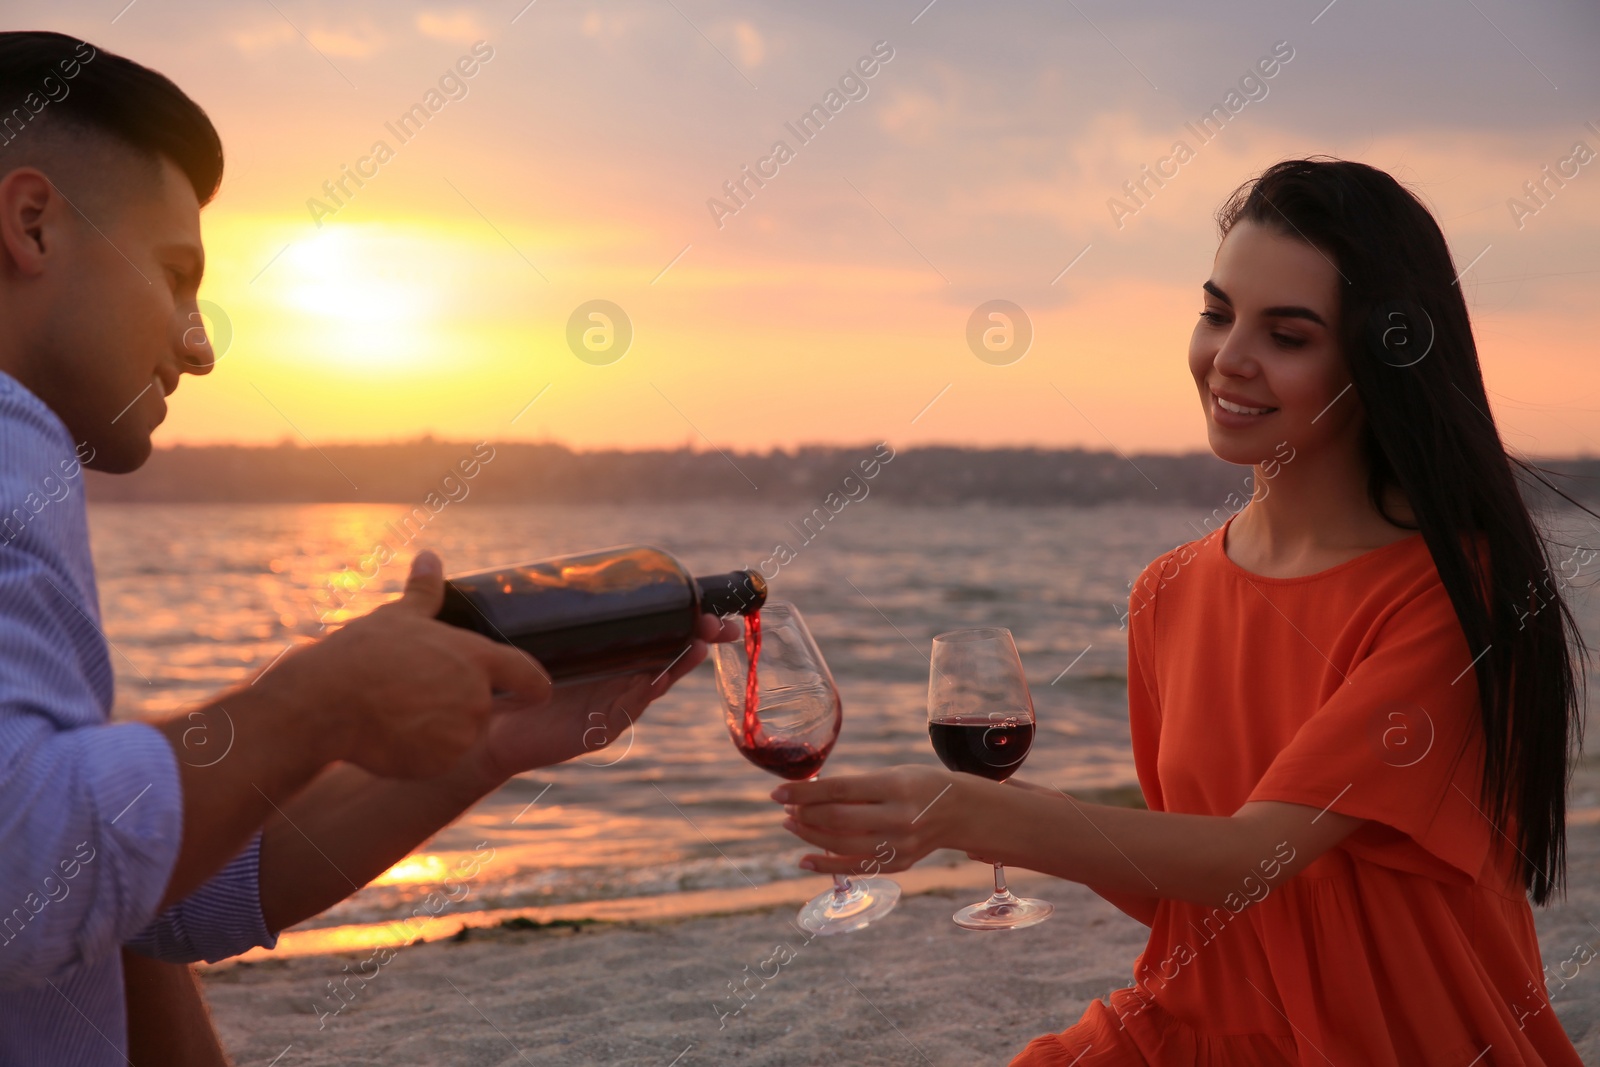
[797,877,902,936]
[952,892,1053,931]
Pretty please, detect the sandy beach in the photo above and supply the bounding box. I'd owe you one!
[203,763,1600,1066]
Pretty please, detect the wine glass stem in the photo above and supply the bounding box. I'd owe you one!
[992,862,1009,897]
[804,776,856,898]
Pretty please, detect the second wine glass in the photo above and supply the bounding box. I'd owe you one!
[928,627,1053,931]
[713,601,901,935]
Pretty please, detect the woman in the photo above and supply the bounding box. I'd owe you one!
[773,158,1588,1064]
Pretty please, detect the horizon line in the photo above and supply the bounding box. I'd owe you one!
[135,438,1600,463]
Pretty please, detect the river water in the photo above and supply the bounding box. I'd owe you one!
[89,499,1600,933]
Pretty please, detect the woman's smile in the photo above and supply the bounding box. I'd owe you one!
[1210,387,1279,426]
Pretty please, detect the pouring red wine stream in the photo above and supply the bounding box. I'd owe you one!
[732,607,831,780]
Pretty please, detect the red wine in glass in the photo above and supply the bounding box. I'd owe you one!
[928,628,1053,931]
[928,718,1035,781]
[714,602,900,935]
[735,738,831,780]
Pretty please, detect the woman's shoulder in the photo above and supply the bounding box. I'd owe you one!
[1125,525,1229,627]
[1139,527,1223,582]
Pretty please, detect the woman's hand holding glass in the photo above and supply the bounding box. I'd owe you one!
[774,764,961,875]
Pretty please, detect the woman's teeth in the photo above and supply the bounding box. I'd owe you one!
[1216,395,1276,415]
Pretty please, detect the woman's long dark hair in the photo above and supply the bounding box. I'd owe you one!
[1217,157,1588,905]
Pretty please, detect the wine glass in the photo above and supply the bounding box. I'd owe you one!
[713,601,901,935]
[928,627,1053,931]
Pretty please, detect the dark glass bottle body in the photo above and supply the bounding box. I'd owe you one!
[436,544,765,683]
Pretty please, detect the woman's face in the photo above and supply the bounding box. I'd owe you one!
[1188,218,1359,467]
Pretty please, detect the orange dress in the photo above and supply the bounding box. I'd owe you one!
[1012,515,1582,1066]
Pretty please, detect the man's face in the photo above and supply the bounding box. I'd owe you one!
[20,153,214,472]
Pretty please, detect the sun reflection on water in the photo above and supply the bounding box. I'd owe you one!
[372,853,453,887]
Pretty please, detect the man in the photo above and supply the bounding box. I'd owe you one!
[0,31,733,1063]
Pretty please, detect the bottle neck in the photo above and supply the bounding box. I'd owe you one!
[695,570,767,617]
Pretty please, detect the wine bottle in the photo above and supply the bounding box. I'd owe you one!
[435,544,766,683]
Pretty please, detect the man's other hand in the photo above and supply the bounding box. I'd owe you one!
[465,611,742,785]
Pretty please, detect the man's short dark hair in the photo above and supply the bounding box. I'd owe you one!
[0,31,222,204]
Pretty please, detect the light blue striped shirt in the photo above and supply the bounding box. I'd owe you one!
[0,370,275,1063]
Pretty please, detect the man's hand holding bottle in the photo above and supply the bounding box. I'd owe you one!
[254,550,741,785]
[255,550,552,778]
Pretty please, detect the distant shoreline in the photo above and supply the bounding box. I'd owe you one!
[83,441,1600,508]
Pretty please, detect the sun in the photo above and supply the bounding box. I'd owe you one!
[273,224,448,369]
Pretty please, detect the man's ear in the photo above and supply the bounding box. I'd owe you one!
[0,168,62,277]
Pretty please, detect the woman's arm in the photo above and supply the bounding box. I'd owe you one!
[993,778,1160,926]
[1090,886,1160,926]
[775,766,1365,911]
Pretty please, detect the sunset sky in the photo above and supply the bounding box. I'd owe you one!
[13,0,1600,453]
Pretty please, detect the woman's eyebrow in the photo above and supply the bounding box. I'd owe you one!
[1202,280,1326,327]
[1264,304,1326,327]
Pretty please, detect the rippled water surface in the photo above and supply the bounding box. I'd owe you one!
[88,500,1600,931]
